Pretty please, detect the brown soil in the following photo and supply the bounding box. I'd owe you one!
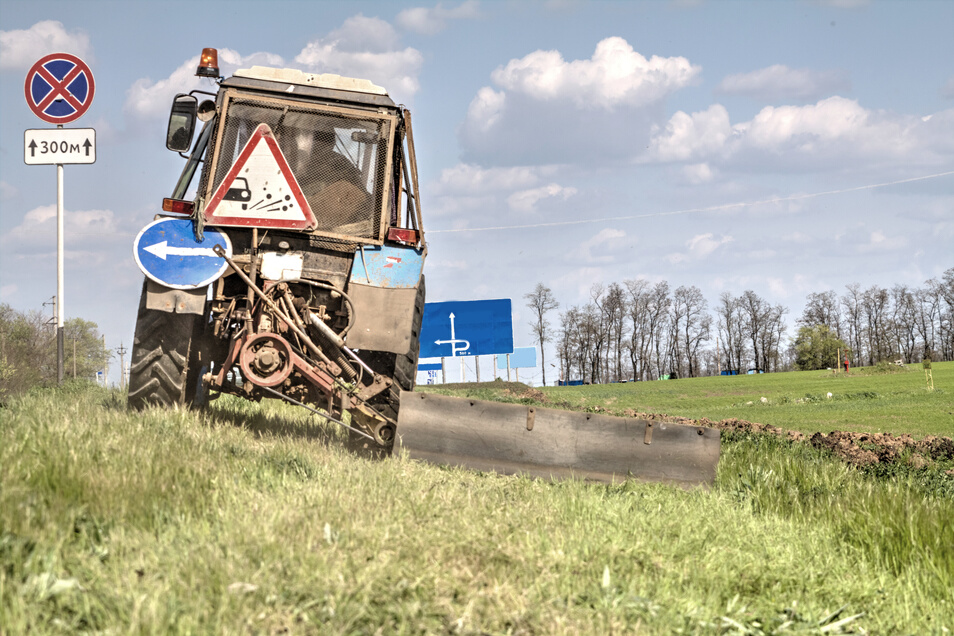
[620,409,954,469]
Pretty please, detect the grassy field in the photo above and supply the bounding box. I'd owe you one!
[2,377,953,634]
[428,361,954,439]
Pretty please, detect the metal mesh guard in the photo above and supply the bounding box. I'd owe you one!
[212,98,389,241]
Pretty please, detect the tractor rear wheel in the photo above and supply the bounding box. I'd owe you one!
[127,280,209,410]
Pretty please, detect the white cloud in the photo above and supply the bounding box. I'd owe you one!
[125,49,283,120]
[681,163,716,184]
[738,96,869,149]
[490,37,700,110]
[464,87,506,134]
[0,21,91,71]
[717,64,850,102]
[428,163,568,220]
[294,15,423,101]
[666,233,733,264]
[507,183,578,212]
[396,1,480,34]
[0,284,17,301]
[434,163,550,194]
[857,229,907,254]
[459,37,698,166]
[577,228,628,263]
[1,205,124,257]
[648,104,731,162]
[647,97,954,170]
[687,233,733,258]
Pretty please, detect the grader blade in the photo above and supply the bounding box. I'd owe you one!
[396,391,720,488]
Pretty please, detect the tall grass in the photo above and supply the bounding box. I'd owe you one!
[2,383,952,634]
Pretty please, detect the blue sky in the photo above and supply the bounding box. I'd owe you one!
[1,0,952,385]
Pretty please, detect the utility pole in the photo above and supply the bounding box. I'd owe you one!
[116,343,127,390]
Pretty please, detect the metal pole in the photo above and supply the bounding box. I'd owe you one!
[507,353,511,382]
[475,355,480,383]
[117,343,127,390]
[460,356,464,383]
[441,357,446,384]
[56,133,65,384]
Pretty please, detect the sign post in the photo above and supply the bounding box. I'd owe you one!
[23,53,96,383]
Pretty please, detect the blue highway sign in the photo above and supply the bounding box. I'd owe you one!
[420,298,513,358]
[134,218,232,289]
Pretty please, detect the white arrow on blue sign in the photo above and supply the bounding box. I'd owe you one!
[133,218,232,290]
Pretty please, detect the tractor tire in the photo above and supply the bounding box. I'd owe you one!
[127,280,209,410]
[348,276,424,453]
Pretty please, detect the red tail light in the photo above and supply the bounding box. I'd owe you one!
[162,198,195,214]
[387,227,420,245]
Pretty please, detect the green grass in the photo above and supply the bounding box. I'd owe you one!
[2,381,953,633]
[529,361,954,438]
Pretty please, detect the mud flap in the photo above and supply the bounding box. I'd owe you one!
[396,391,720,488]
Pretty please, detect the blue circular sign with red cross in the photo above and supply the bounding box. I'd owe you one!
[24,53,95,124]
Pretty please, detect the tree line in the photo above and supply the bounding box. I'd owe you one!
[525,268,954,384]
[0,304,111,399]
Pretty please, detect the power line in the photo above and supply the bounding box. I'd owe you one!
[427,170,954,234]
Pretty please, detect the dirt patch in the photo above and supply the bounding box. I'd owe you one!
[614,409,954,469]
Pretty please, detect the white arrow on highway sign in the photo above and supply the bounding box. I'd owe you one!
[143,241,220,260]
[24,128,96,165]
[434,312,471,356]
[134,218,232,290]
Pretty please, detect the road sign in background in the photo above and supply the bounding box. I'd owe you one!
[24,53,95,124]
[134,218,233,290]
[420,299,513,358]
[24,128,95,165]
[496,346,537,370]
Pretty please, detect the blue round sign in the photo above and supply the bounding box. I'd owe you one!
[134,218,232,290]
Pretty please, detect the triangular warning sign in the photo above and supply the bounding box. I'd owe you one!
[204,123,317,230]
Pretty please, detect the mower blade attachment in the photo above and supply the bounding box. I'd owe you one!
[396,391,720,487]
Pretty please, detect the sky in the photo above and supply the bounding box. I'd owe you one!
[1,0,952,386]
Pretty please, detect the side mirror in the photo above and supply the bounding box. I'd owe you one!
[166,94,198,152]
[197,99,216,122]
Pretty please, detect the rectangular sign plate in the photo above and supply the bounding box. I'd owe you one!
[24,128,96,165]
[420,298,513,358]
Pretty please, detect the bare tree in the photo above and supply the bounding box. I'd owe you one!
[862,285,891,365]
[841,284,864,366]
[671,285,710,378]
[525,283,559,386]
[800,290,842,339]
[603,282,627,381]
[715,292,745,373]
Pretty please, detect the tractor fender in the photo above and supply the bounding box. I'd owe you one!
[144,278,207,315]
